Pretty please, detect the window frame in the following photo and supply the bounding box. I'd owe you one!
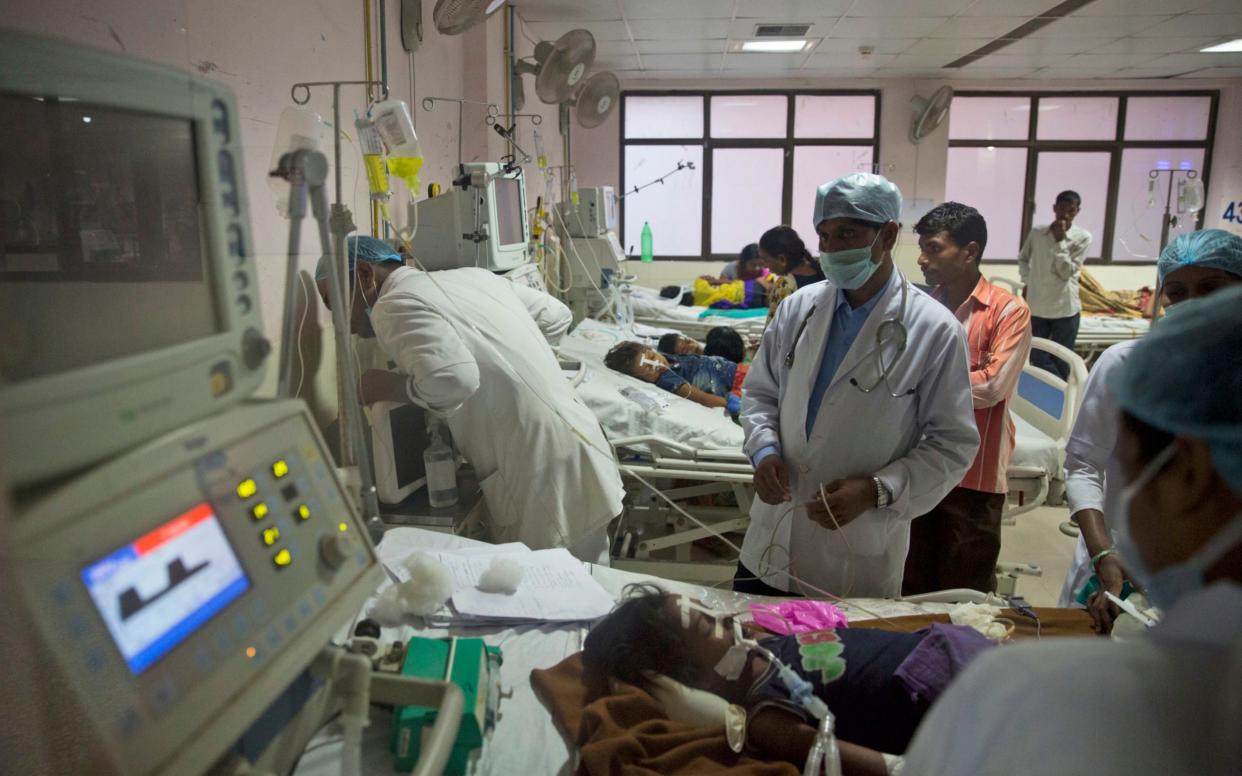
[949,90,1219,264]
[619,89,882,262]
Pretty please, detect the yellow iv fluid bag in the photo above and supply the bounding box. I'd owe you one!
[355,114,391,219]
[371,99,424,192]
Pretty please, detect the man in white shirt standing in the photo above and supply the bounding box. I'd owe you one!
[1017,190,1091,379]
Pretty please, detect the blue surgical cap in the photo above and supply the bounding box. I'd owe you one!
[314,235,402,281]
[1113,284,1242,496]
[813,172,903,228]
[1156,228,1242,285]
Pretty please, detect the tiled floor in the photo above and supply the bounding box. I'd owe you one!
[998,503,1079,607]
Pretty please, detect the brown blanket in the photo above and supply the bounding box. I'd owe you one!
[531,608,1093,775]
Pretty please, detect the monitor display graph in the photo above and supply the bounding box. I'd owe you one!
[81,503,249,674]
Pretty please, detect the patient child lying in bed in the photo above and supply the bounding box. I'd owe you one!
[658,326,747,364]
[660,274,774,310]
[604,341,747,413]
[583,585,994,774]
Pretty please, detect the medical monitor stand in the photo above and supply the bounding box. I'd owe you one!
[271,148,383,544]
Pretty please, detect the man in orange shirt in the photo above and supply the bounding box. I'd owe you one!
[904,202,1032,594]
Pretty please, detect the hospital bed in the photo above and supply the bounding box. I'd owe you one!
[292,526,977,776]
[628,284,769,342]
[559,319,753,583]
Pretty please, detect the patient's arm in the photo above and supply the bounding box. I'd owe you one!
[748,707,888,776]
[672,382,729,409]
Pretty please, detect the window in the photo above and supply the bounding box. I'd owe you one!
[947,92,1216,263]
[620,91,880,260]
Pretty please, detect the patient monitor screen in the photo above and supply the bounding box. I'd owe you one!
[0,95,218,382]
[81,503,250,674]
[493,175,524,247]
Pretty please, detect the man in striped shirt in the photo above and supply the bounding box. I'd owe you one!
[903,202,1033,594]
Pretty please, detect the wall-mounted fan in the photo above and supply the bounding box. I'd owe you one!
[571,70,619,129]
[512,28,597,109]
[910,85,953,144]
[432,0,505,36]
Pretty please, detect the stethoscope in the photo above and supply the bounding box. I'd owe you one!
[783,271,915,398]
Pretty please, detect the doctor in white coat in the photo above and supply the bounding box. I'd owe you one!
[315,237,624,562]
[739,174,979,598]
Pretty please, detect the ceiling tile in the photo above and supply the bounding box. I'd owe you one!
[1036,66,1128,78]
[801,52,897,69]
[1143,51,1242,69]
[727,19,835,38]
[733,0,854,18]
[965,0,1069,15]
[527,20,632,41]
[876,68,953,77]
[997,37,1102,55]
[515,0,623,22]
[1064,52,1164,69]
[831,16,953,38]
[1112,65,1199,78]
[815,37,916,55]
[639,53,723,70]
[594,53,642,70]
[621,0,738,20]
[1026,15,1173,37]
[969,52,1055,69]
[1130,14,1242,37]
[1176,66,1242,77]
[1092,36,1221,54]
[1070,0,1207,14]
[887,53,958,68]
[633,38,728,54]
[924,17,1033,38]
[629,18,731,39]
[950,67,1041,79]
[902,37,1000,56]
[1190,0,1242,12]
[722,52,815,71]
[845,0,976,17]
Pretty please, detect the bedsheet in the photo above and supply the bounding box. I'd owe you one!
[294,528,962,776]
[560,319,745,450]
[1011,414,1060,479]
[1078,315,1148,342]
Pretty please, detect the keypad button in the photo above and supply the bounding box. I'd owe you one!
[295,504,311,521]
[272,460,290,479]
[273,548,293,568]
[282,483,300,501]
[252,502,270,521]
[261,527,281,546]
[237,479,258,499]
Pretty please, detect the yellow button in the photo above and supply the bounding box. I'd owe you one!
[261,527,280,546]
[273,548,292,567]
[237,479,258,499]
[296,504,311,521]
[251,502,269,521]
[272,460,289,479]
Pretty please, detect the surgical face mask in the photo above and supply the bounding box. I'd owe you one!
[818,231,882,290]
[1116,445,1242,610]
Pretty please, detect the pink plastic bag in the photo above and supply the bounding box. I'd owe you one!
[750,599,849,635]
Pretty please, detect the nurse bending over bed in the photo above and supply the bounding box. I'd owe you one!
[605,341,748,415]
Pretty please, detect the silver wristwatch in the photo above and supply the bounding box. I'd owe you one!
[873,477,891,509]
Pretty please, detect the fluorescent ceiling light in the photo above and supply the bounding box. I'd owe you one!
[741,39,809,53]
[1201,38,1242,52]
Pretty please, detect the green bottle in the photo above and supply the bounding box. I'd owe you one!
[640,221,653,263]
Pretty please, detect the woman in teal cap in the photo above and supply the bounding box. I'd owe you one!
[902,285,1242,776]
[1058,229,1242,632]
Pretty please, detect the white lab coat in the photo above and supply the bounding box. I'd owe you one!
[739,268,979,597]
[902,582,1242,776]
[368,266,624,550]
[1058,339,1141,607]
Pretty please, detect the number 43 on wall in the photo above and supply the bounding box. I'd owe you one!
[1224,201,1242,224]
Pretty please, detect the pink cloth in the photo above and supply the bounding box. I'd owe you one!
[750,599,849,634]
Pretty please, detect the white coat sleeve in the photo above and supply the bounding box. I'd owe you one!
[369,293,481,416]
[508,281,573,346]
[874,322,979,519]
[740,297,791,461]
[1064,343,1125,518]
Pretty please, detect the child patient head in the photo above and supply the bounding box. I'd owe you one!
[704,326,745,363]
[604,341,669,382]
[582,584,740,694]
[658,333,704,356]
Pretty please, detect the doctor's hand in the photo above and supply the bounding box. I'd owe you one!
[754,455,791,504]
[805,479,873,530]
[358,369,408,405]
[1087,554,1127,634]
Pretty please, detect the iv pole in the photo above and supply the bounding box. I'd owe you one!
[1149,167,1200,253]
[278,79,387,543]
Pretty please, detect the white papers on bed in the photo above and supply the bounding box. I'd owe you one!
[395,545,616,624]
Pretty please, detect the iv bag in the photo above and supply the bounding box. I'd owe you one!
[268,107,324,218]
[1180,178,1205,214]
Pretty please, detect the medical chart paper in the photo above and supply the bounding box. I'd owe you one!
[447,548,616,622]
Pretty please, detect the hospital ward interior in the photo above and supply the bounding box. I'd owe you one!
[5,0,1242,774]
